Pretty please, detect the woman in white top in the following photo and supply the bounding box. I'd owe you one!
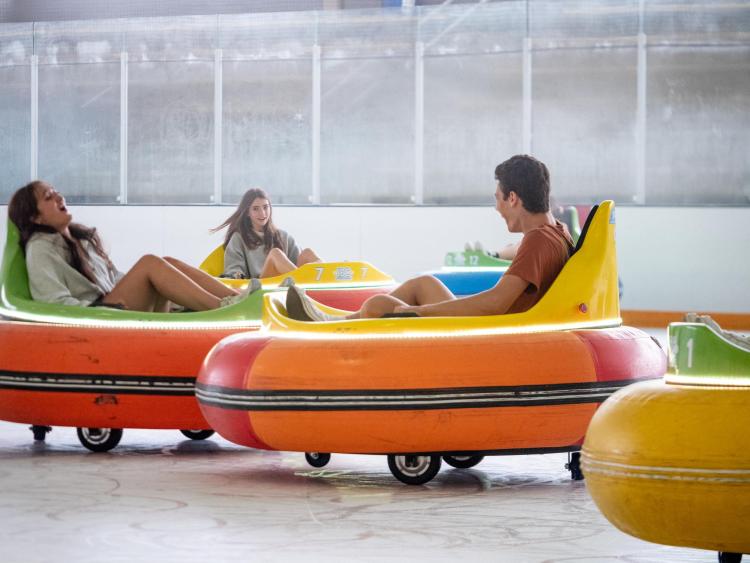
[212,188,320,279]
[8,181,240,311]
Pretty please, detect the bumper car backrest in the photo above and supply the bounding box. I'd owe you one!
[572,204,599,256]
[1,221,33,304]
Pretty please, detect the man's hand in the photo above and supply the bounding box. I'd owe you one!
[394,304,422,316]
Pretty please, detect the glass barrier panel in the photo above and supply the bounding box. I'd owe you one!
[320,56,414,204]
[646,47,750,205]
[127,61,214,203]
[0,4,748,206]
[222,59,313,204]
[424,53,523,205]
[0,65,31,203]
[33,20,122,65]
[38,63,120,203]
[218,12,315,61]
[532,47,638,204]
[0,24,33,203]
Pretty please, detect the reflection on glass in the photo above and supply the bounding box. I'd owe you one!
[321,57,414,204]
[530,0,639,48]
[38,63,120,203]
[0,66,31,203]
[318,8,415,59]
[124,17,215,63]
[420,2,525,56]
[532,48,637,204]
[218,12,315,61]
[424,54,523,204]
[223,60,312,204]
[128,61,214,203]
[34,20,122,65]
[646,47,750,205]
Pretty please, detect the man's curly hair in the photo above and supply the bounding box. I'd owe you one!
[495,155,550,213]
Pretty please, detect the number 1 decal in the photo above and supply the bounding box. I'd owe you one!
[686,337,694,369]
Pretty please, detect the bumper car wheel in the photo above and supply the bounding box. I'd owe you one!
[387,454,441,485]
[180,429,215,440]
[76,427,123,452]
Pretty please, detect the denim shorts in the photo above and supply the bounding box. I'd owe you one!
[89,296,125,309]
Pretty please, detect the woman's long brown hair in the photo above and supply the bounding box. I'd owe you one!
[211,188,282,253]
[8,181,114,285]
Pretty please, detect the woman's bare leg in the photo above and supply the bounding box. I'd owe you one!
[351,275,455,319]
[163,256,236,298]
[296,248,321,267]
[153,294,170,313]
[103,255,225,312]
[260,247,297,278]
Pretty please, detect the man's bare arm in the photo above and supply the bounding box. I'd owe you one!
[497,241,520,260]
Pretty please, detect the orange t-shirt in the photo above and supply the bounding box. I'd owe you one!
[504,220,574,314]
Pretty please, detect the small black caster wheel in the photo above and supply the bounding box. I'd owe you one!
[387,454,441,485]
[76,427,123,452]
[180,429,215,440]
[718,552,742,563]
[305,452,331,468]
[30,425,52,442]
[443,454,484,469]
[566,451,584,481]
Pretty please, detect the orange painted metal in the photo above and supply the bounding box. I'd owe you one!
[197,328,671,456]
[0,320,241,428]
[0,390,203,429]
[249,405,599,454]
[249,331,597,392]
[0,288,387,431]
[245,331,597,453]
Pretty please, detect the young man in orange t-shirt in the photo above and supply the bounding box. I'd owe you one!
[287,154,574,321]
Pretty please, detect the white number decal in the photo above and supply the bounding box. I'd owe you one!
[315,267,324,281]
[686,337,694,369]
[360,267,369,279]
[469,255,479,266]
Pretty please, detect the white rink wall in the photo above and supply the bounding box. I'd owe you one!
[1,205,749,313]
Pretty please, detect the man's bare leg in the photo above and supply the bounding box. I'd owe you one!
[351,275,455,319]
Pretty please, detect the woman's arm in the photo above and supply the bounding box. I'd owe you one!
[26,240,96,306]
[222,233,250,279]
[282,231,301,265]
